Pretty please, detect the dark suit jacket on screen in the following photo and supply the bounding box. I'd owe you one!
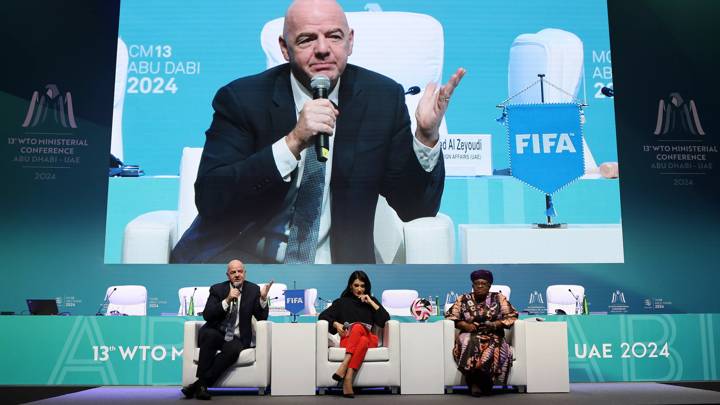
[171,63,445,264]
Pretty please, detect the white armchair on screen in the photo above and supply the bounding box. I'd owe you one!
[104,285,147,316]
[122,145,453,264]
[509,28,604,176]
[546,284,585,315]
[178,286,211,316]
[316,319,400,394]
[380,289,419,317]
[300,288,318,315]
[182,320,271,394]
[443,319,527,393]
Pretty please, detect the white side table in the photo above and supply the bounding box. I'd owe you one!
[521,321,570,393]
[459,224,624,264]
[271,323,316,396]
[400,321,444,394]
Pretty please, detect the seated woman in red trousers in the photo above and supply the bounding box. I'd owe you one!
[319,270,390,398]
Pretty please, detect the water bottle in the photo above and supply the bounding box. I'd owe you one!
[188,295,195,316]
[582,295,589,315]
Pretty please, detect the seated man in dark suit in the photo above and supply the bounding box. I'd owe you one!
[171,0,465,264]
[181,259,272,400]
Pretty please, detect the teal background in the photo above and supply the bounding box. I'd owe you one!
[1,0,720,386]
[1,314,717,385]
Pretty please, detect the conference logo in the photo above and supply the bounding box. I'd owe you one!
[525,290,545,315]
[654,92,705,136]
[21,84,78,129]
[608,289,629,314]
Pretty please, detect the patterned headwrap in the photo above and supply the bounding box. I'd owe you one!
[470,269,493,284]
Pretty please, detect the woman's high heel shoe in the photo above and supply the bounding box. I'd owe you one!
[332,373,344,382]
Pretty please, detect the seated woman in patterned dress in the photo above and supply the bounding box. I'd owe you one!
[445,269,518,396]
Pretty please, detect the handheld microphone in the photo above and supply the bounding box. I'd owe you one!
[231,282,242,302]
[600,86,614,97]
[96,287,117,316]
[311,75,332,162]
[404,85,421,96]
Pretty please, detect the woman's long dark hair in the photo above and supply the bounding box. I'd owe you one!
[340,270,372,298]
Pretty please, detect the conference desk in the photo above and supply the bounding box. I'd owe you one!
[459,224,624,264]
[0,313,716,386]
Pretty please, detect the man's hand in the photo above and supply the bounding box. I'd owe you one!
[285,99,339,159]
[260,280,274,301]
[226,287,241,305]
[414,67,466,147]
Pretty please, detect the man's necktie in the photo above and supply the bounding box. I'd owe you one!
[222,300,237,342]
[284,146,325,263]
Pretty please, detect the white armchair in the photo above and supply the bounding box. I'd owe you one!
[105,285,147,316]
[182,320,272,394]
[380,289,419,317]
[258,282,289,316]
[508,28,601,175]
[442,319,527,393]
[490,284,512,300]
[546,284,585,315]
[177,286,211,316]
[316,320,400,394]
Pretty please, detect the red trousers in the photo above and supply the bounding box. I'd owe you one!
[340,323,379,370]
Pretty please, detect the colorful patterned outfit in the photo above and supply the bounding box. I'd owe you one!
[445,291,518,385]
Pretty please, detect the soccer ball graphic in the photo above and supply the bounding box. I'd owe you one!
[410,298,433,321]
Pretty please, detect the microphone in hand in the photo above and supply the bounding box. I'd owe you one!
[311,75,332,162]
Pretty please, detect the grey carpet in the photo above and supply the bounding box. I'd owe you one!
[21,383,720,405]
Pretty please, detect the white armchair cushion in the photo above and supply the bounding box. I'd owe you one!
[442,319,526,389]
[546,284,585,315]
[316,320,400,388]
[122,210,177,264]
[182,320,272,389]
[106,285,147,316]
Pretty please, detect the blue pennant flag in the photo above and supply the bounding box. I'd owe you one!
[284,289,305,315]
[506,103,585,195]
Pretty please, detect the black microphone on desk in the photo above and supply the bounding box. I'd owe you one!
[568,289,581,315]
[311,75,332,162]
[404,85,421,96]
[95,287,117,316]
[600,86,614,97]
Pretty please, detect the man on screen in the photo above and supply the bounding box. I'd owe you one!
[171,0,465,264]
[181,259,271,400]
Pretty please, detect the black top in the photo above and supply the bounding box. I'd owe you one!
[319,295,390,334]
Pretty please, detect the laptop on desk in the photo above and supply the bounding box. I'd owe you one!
[27,299,59,315]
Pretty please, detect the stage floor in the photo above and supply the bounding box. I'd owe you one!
[9,383,720,405]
